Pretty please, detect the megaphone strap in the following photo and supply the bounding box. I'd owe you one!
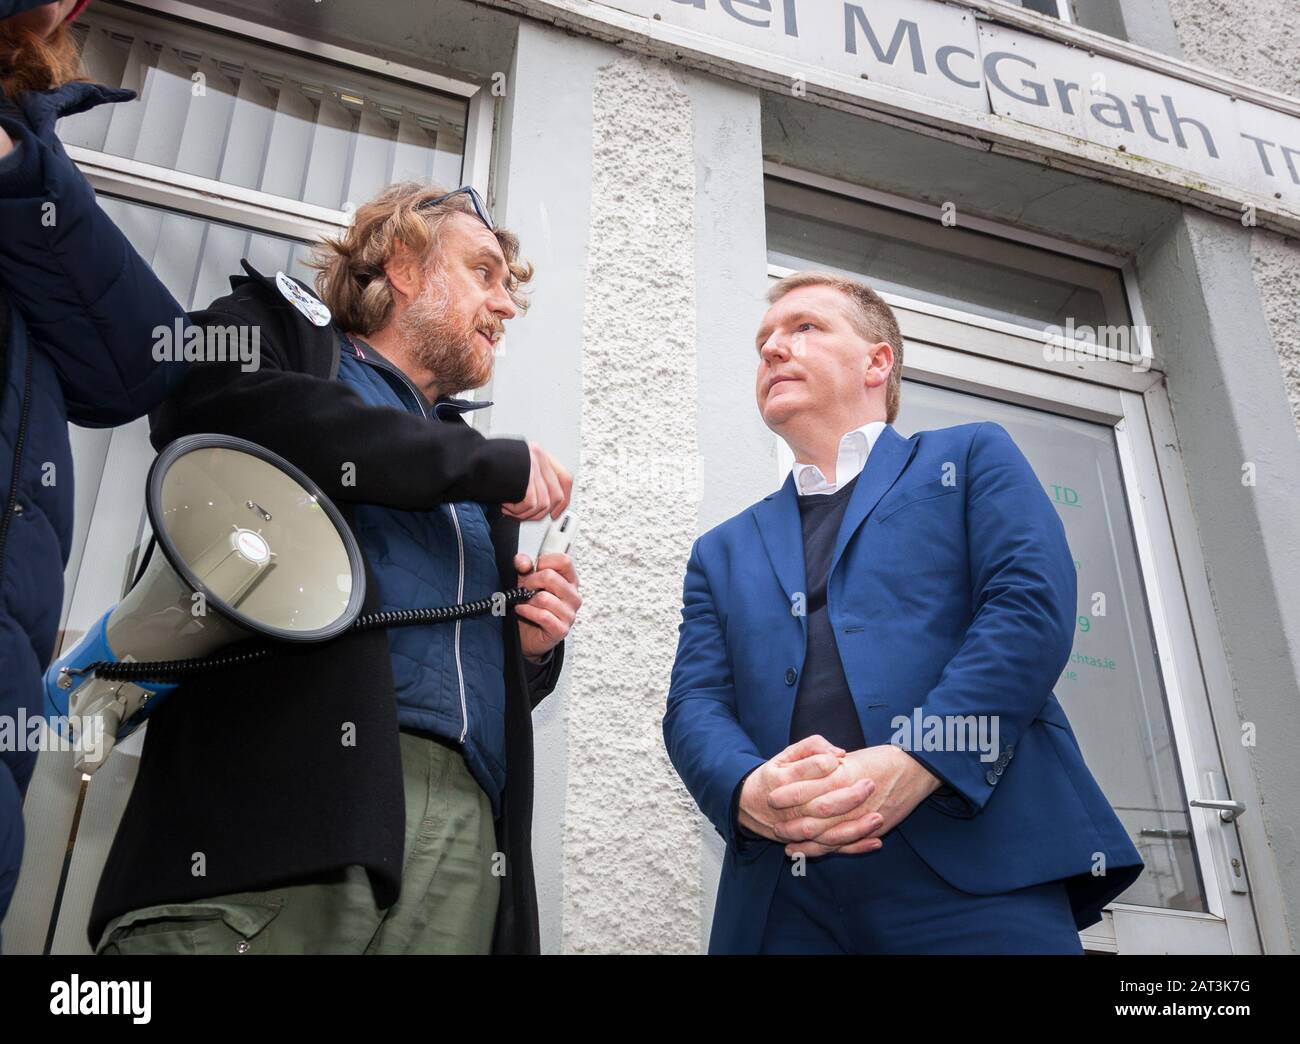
[72,586,538,685]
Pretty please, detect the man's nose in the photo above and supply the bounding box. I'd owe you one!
[759,334,790,365]
[492,284,517,322]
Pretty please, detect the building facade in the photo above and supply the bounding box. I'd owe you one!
[4,0,1298,954]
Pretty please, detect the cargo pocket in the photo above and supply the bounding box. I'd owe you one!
[97,893,284,955]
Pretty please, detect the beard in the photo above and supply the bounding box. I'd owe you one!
[397,274,498,396]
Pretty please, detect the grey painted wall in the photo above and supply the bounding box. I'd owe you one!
[560,50,703,954]
[496,21,771,953]
[1251,231,1300,433]
[1166,0,1299,96]
[203,0,521,86]
[683,69,773,951]
[1154,0,1300,949]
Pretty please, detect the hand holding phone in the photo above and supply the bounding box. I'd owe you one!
[516,511,580,662]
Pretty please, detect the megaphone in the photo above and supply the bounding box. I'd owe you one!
[45,434,366,773]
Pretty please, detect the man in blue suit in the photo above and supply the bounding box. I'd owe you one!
[663,271,1143,954]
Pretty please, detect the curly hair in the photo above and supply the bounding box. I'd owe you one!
[310,181,534,336]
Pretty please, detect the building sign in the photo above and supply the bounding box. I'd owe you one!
[493,0,1300,231]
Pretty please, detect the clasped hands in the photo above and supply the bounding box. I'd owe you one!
[738,735,943,858]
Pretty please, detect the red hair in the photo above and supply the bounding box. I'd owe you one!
[0,19,83,98]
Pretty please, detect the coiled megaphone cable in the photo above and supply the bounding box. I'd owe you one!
[67,586,538,685]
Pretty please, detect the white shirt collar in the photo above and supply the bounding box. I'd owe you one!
[791,421,888,497]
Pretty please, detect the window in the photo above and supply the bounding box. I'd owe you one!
[766,176,1133,336]
[66,2,472,220]
[998,0,1135,43]
[894,382,1202,915]
[1008,0,1071,20]
[97,195,314,311]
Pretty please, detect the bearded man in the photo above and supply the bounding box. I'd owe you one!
[89,181,580,955]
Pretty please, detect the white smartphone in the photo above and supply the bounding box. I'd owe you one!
[539,510,577,558]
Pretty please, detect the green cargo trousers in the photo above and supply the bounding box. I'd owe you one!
[95,732,500,955]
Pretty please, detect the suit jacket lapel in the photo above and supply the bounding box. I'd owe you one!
[828,425,917,581]
[751,473,808,641]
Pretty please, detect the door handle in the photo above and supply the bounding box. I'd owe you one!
[1196,772,1249,895]
[1190,797,1246,822]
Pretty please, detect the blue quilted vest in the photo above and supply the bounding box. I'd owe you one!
[336,337,508,815]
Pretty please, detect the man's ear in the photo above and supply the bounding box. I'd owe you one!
[864,341,894,390]
[383,244,421,301]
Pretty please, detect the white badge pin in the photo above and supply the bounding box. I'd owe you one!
[276,271,331,327]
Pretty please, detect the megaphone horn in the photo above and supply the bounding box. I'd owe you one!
[45,434,366,772]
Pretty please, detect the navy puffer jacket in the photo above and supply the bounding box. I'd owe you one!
[0,0,189,932]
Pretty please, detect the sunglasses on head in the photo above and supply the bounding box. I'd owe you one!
[354,186,496,288]
[416,185,494,231]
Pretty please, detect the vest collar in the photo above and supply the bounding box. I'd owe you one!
[339,333,494,418]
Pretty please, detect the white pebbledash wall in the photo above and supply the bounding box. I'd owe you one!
[563,53,703,952]
[493,21,771,952]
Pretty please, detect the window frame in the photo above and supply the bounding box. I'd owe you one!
[1002,0,1076,25]
[73,0,497,241]
[764,161,1155,377]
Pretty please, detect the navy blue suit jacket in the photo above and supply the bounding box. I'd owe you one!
[663,422,1143,954]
